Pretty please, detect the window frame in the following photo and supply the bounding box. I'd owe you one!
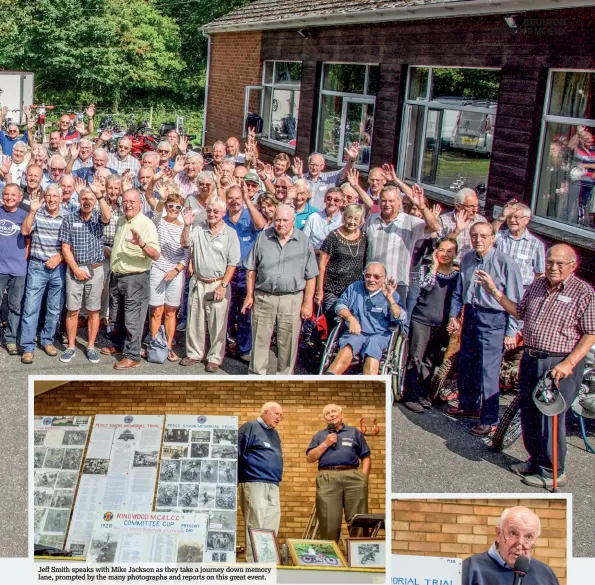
[397,65,500,201]
[316,62,379,171]
[259,60,302,153]
[530,68,595,240]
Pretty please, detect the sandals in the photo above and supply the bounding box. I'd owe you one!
[167,349,179,362]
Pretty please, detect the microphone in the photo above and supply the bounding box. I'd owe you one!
[327,422,337,449]
[512,555,530,585]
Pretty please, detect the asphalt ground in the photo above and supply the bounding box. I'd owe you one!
[0,323,318,558]
[392,397,595,558]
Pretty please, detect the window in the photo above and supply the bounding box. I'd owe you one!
[533,70,595,235]
[316,63,378,169]
[260,61,302,149]
[398,67,501,201]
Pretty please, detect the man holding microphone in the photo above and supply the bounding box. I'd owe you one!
[306,404,371,542]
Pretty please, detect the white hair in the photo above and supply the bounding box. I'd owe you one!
[261,402,281,415]
[197,171,213,184]
[275,203,295,219]
[322,404,343,414]
[44,184,61,197]
[142,150,158,162]
[512,203,531,218]
[207,196,226,211]
[79,138,93,148]
[498,507,541,537]
[185,151,204,164]
[293,178,312,194]
[93,148,108,160]
[157,140,171,152]
[13,140,27,151]
[454,187,477,205]
[364,261,387,275]
[48,154,67,167]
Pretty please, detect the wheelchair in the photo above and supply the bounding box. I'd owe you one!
[318,318,409,402]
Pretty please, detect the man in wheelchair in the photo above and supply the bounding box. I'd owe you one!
[325,261,407,375]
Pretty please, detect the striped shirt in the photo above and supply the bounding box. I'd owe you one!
[495,229,546,286]
[364,211,428,286]
[103,203,124,248]
[30,206,65,261]
[517,274,595,354]
[174,171,200,200]
[152,214,190,272]
[71,157,93,172]
[58,209,106,265]
[297,170,342,210]
[108,153,141,176]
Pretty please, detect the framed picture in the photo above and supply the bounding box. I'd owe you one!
[287,539,347,568]
[248,529,281,564]
[347,537,385,568]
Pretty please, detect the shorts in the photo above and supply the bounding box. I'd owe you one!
[338,331,392,361]
[149,264,184,307]
[66,264,104,312]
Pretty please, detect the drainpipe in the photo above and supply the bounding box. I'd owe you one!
[201,30,212,148]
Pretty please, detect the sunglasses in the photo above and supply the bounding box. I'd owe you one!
[167,204,183,211]
[50,167,66,172]
[326,197,343,203]
[158,149,171,154]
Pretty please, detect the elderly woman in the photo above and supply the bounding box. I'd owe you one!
[257,193,278,228]
[315,203,367,329]
[292,179,318,229]
[31,145,49,170]
[149,188,190,361]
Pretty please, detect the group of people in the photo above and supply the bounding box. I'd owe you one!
[238,402,371,562]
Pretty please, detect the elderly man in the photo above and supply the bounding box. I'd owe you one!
[183,170,213,228]
[439,187,487,258]
[293,179,318,229]
[225,136,246,165]
[180,198,240,372]
[327,262,406,375]
[46,131,64,159]
[10,141,28,185]
[174,151,203,200]
[238,402,283,562]
[20,186,66,364]
[365,184,440,301]
[19,164,44,213]
[58,186,111,363]
[101,189,160,369]
[70,139,94,171]
[242,204,318,375]
[59,175,79,215]
[448,222,524,436]
[306,404,371,543]
[492,201,545,287]
[224,184,264,362]
[42,155,68,189]
[0,184,28,355]
[141,151,159,172]
[204,140,227,173]
[0,106,29,156]
[366,166,387,213]
[462,506,559,584]
[156,141,174,171]
[57,113,84,144]
[70,149,115,184]
[303,187,344,250]
[107,136,141,176]
[477,244,595,488]
[293,144,358,209]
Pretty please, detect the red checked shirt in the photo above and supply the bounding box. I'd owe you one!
[517,274,595,353]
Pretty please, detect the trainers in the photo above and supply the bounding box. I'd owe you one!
[176,321,187,332]
[87,348,100,364]
[21,352,34,364]
[60,348,76,363]
[6,343,18,356]
[521,473,568,489]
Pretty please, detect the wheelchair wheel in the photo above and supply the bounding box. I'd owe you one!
[318,323,342,374]
[489,393,522,451]
[430,353,459,402]
[382,332,408,403]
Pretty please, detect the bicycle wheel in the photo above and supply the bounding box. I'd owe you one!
[490,393,522,451]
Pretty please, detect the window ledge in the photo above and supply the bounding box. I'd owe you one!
[259,139,296,154]
[529,221,595,252]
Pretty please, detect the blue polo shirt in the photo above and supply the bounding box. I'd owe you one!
[223,207,260,265]
[306,424,370,470]
[0,206,28,276]
[295,202,318,230]
[0,130,29,157]
[238,418,283,485]
[72,166,117,184]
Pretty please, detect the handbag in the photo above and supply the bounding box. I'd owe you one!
[146,326,168,364]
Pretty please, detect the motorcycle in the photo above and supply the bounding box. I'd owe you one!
[301,552,340,566]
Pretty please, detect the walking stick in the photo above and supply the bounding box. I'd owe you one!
[551,413,558,493]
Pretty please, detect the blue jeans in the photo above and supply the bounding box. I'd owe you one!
[0,272,26,345]
[20,260,66,352]
[229,268,251,354]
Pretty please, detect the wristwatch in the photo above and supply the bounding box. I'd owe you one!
[220,282,229,289]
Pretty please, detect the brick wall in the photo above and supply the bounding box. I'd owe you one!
[205,31,262,146]
[35,379,386,560]
[392,498,567,585]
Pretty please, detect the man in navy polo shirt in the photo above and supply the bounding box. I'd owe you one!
[238,402,283,562]
[306,404,371,542]
[223,184,264,362]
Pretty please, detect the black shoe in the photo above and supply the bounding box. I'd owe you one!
[510,461,538,477]
[403,401,425,413]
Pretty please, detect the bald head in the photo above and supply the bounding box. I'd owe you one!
[261,402,283,428]
[547,244,576,264]
[496,506,541,565]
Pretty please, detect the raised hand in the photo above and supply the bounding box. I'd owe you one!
[475,269,498,295]
[179,135,189,154]
[127,228,143,246]
[70,142,80,160]
[382,163,398,183]
[408,183,426,208]
[156,183,168,201]
[182,206,194,226]
[431,203,442,218]
[500,199,518,220]
[100,129,113,142]
[59,139,68,156]
[346,168,360,188]
[76,121,86,135]
[89,177,103,196]
[1,106,8,116]
[0,154,11,176]
[264,164,274,179]
[24,105,31,118]
[455,209,471,233]
[29,192,43,213]
[74,177,86,194]
[173,155,186,174]
[122,172,133,192]
[344,141,360,162]
[86,104,95,119]
[292,156,303,177]
[382,276,397,298]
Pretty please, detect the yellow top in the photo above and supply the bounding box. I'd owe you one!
[110,212,160,275]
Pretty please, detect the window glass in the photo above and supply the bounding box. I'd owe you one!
[323,64,366,94]
[548,71,595,119]
[408,68,429,101]
[342,102,375,166]
[264,61,274,84]
[268,88,300,144]
[431,68,500,103]
[275,62,302,84]
[317,94,343,160]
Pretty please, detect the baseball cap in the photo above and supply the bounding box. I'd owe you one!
[532,372,566,416]
[244,171,260,185]
[572,385,595,419]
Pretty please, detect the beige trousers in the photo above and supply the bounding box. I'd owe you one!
[186,278,230,364]
[249,290,303,375]
[238,482,281,562]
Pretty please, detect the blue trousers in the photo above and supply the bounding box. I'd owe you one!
[228,268,251,355]
[0,272,26,345]
[20,260,65,352]
[458,305,507,426]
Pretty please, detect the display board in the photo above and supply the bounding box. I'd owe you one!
[65,414,164,557]
[391,554,462,585]
[33,416,92,550]
[86,510,208,563]
[156,415,238,563]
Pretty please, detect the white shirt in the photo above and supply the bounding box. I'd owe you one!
[364,211,429,286]
[303,210,343,250]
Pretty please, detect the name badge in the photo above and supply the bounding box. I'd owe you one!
[73,222,82,228]
[342,440,353,447]
[371,307,383,313]
[263,441,271,448]
[242,236,252,242]
[212,241,224,249]
[557,295,572,303]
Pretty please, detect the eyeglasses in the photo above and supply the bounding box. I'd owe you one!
[501,529,537,549]
[167,204,182,211]
[363,273,384,280]
[122,200,138,206]
[546,260,575,269]
[275,185,288,190]
[326,197,343,203]
[50,167,66,173]
[158,149,171,154]
[198,183,212,187]
[459,204,479,211]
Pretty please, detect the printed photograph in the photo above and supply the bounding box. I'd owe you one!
[191,430,211,443]
[33,488,53,508]
[210,445,236,460]
[50,489,75,509]
[190,442,209,459]
[116,429,135,442]
[34,508,47,532]
[209,511,236,532]
[217,461,236,484]
[162,444,188,460]
[43,509,70,534]
[88,534,119,564]
[34,431,47,446]
[34,470,58,488]
[159,460,181,483]
[212,429,238,445]
[82,458,110,475]
[180,460,201,482]
[164,429,189,443]
[198,484,216,509]
[62,430,88,446]
[55,471,78,490]
[215,485,236,510]
[61,448,84,471]
[207,531,235,552]
[132,451,159,467]
[177,541,204,563]
[177,483,199,508]
[200,460,217,483]
[43,448,64,469]
[156,483,179,507]
[34,448,46,469]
